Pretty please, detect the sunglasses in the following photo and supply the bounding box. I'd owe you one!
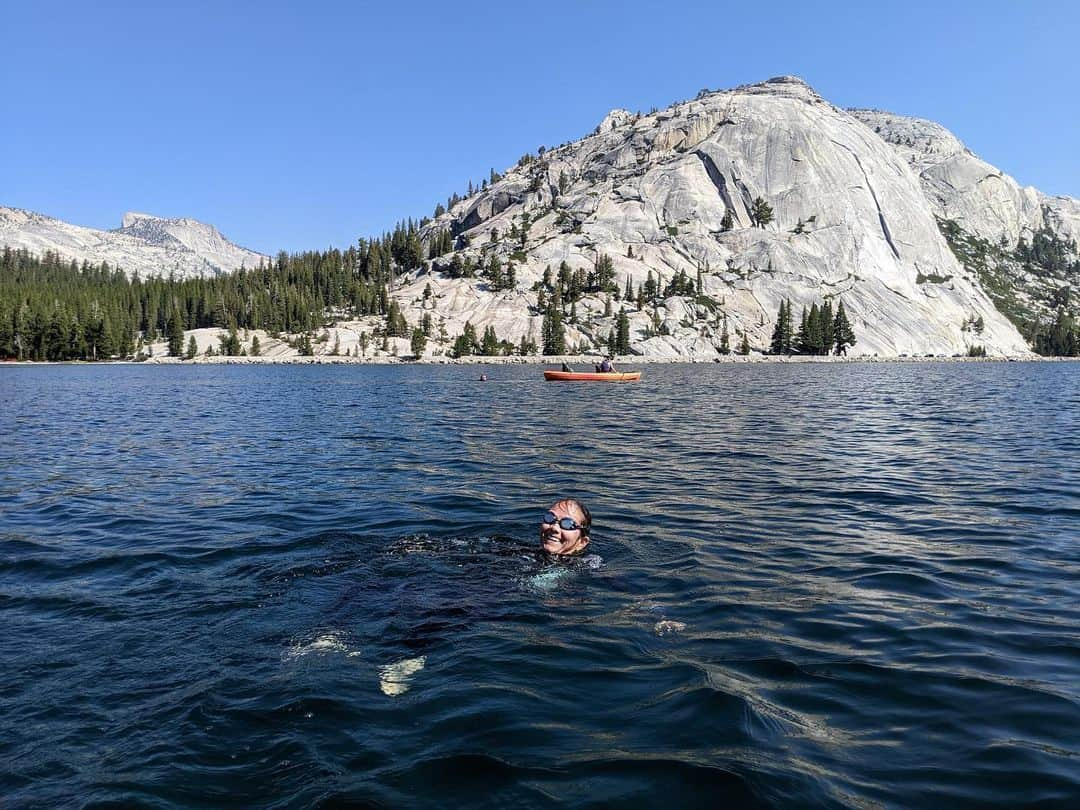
[541,511,585,532]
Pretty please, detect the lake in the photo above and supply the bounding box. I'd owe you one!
[1,362,1078,807]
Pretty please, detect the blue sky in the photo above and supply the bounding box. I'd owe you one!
[3,1,1077,255]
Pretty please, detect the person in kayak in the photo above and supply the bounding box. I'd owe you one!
[540,498,592,556]
[596,356,616,373]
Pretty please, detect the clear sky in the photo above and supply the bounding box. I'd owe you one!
[3,1,1077,255]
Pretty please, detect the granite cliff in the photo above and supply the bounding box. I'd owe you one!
[385,76,1075,357]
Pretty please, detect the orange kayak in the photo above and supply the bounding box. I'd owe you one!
[544,370,641,382]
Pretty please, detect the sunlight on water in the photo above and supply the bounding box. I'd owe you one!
[284,631,363,661]
[1,362,1078,806]
[378,656,427,697]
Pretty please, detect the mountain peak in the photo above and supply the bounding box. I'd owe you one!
[742,74,821,100]
[121,211,165,229]
[763,74,812,87]
[1,207,268,278]
[598,108,634,133]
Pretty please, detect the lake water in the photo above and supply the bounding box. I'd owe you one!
[1,362,1078,807]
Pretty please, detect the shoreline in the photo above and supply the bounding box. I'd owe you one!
[3,354,1075,367]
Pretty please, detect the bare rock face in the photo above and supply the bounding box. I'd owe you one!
[849,111,1033,246]
[412,76,1040,356]
[851,109,1080,250]
[0,208,268,279]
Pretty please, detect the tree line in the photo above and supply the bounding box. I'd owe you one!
[938,218,1078,356]
[0,239,405,361]
[769,298,856,355]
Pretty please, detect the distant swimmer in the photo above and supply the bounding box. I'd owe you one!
[479,373,487,381]
[540,498,592,556]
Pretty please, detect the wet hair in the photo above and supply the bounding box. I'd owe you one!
[555,497,592,539]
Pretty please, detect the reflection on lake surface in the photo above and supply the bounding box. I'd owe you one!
[1,362,1078,806]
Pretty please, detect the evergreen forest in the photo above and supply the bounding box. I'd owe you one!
[2,208,1078,360]
[0,221,421,361]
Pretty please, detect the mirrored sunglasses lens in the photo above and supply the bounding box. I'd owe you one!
[558,517,578,530]
[542,511,558,525]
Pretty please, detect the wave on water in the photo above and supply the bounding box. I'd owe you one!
[283,630,363,661]
[2,363,1078,807]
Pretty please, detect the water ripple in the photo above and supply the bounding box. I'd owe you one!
[1,362,1078,806]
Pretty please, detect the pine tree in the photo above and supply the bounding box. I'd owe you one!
[737,333,751,355]
[186,335,198,359]
[770,300,790,354]
[719,314,730,354]
[720,209,734,231]
[820,300,835,355]
[770,307,784,354]
[751,197,774,227]
[410,327,427,358]
[250,335,261,357]
[593,254,616,292]
[782,301,794,353]
[833,299,856,355]
[1035,308,1077,356]
[453,321,478,357]
[806,304,825,355]
[218,326,242,356]
[45,306,69,361]
[385,300,408,337]
[167,313,185,357]
[643,270,657,300]
[480,325,500,356]
[519,212,530,246]
[541,304,566,354]
[616,309,631,355]
[486,255,503,289]
[795,306,810,354]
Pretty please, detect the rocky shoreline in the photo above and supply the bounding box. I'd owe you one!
[4,353,1071,367]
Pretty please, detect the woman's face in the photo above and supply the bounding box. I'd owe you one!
[540,500,589,555]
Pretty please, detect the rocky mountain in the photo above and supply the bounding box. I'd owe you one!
[381,76,1078,357]
[0,207,268,279]
[848,110,1079,339]
[7,76,1075,360]
[848,110,1080,248]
